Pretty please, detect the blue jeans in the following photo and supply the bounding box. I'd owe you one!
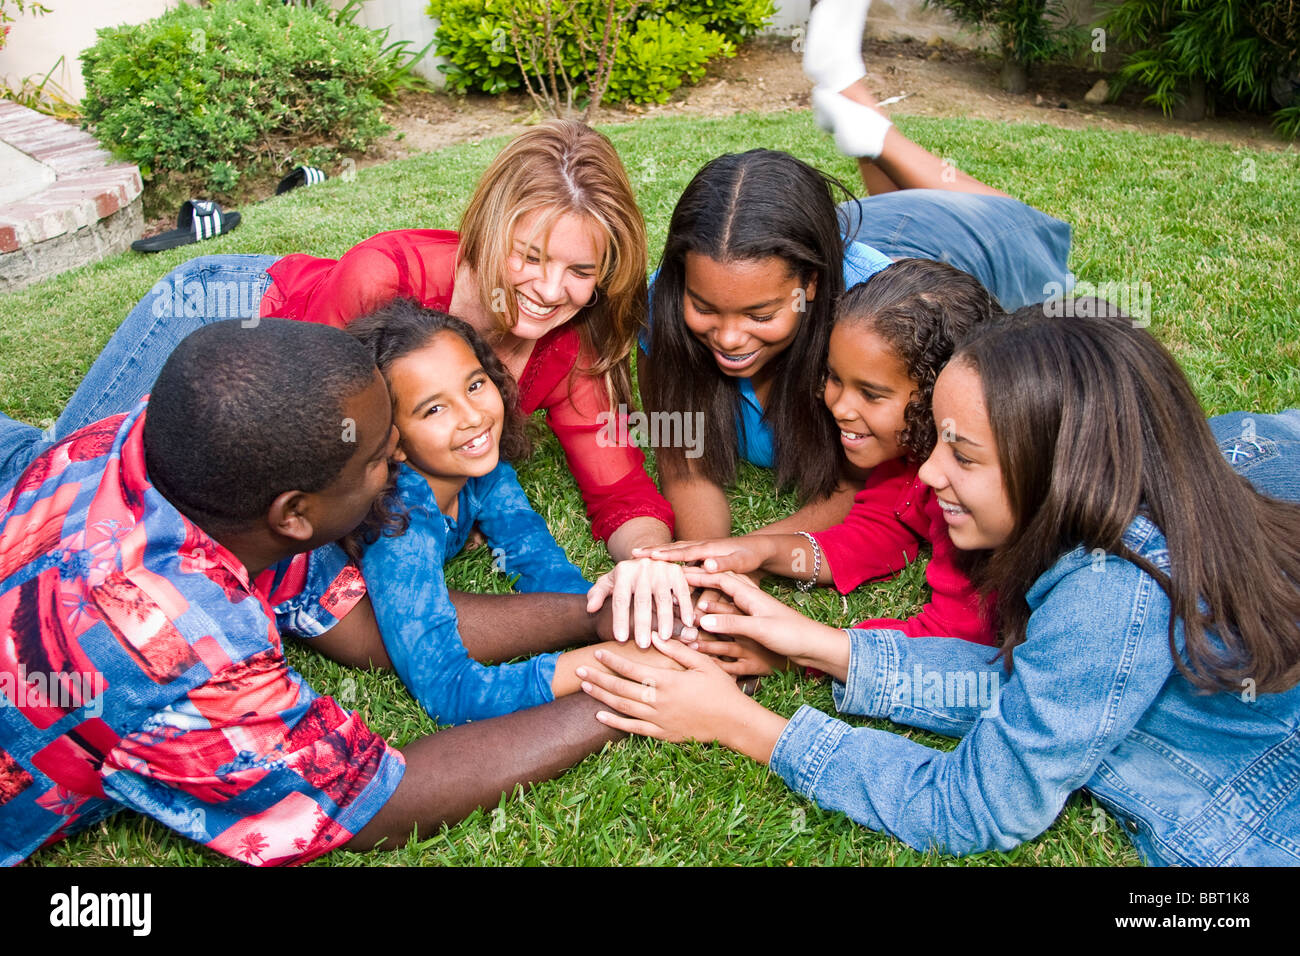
[0,254,279,489]
[839,190,1073,312]
[1208,409,1300,501]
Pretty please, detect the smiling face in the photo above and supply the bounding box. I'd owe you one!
[505,210,604,340]
[305,371,399,546]
[386,331,506,506]
[918,360,1016,551]
[823,321,916,469]
[682,253,814,384]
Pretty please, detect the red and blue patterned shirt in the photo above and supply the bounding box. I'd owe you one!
[0,402,405,866]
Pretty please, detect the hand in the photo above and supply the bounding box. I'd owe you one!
[632,535,775,575]
[460,525,486,553]
[695,635,790,677]
[577,637,785,762]
[616,604,700,645]
[684,568,849,676]
[586,558,696,649]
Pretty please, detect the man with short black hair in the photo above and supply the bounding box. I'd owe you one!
[0,319,621,865]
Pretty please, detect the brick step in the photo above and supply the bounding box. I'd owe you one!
[0,103,144,290]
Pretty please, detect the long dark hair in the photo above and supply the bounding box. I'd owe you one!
[339,300,533,557]
[958,303,1300,693]
[644,149,854,500]
[837,258,1002,463]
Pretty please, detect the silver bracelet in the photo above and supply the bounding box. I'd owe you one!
[794,531,822,593]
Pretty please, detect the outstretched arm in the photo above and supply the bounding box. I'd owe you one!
[758,476,859,535]
[538,344,675,551]
[449,590,610,662]
[298,588,610,669]
[344,692,622,851]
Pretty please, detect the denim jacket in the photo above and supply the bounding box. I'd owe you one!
[360,461,590,726]
[769,410,1300,865]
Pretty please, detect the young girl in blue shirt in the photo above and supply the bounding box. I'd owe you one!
[580,305,1300,865]
[346,300,682,726]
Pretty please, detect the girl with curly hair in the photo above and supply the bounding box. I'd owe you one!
[645,258,1004,673]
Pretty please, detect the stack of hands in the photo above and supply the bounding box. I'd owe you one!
[581,548,851,758]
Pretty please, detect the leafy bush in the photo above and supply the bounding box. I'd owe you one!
[604,14,730,105]
[1101,0,1300,136]
[425,0,522,95]
[924,0,1084,92]
[668,0,776,44]
[426,0,763,105]
[80,0,424,200]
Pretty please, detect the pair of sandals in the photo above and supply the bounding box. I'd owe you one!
[130,166,328,253]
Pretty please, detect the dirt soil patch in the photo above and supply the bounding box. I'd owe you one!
[370,36,1295,157]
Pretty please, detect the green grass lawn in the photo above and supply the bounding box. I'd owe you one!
[5,109,1298,866]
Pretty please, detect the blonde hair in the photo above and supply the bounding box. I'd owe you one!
[458,119,647,409]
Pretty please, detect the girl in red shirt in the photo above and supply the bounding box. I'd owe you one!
[643,257,1002,669]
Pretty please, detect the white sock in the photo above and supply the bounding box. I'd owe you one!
[803,0,871,93]
[812,87,892,159]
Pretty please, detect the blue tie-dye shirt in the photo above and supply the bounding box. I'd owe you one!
[360,461,590,726]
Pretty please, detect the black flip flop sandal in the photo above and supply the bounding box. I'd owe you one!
[131,200,241,253]
[275,165,329,195]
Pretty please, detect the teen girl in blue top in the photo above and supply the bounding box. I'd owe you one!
[632,0,1073,648]
[581,305,1300,865]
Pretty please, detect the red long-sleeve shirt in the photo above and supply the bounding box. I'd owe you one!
[259,229,674,542]
[812,457,996,645]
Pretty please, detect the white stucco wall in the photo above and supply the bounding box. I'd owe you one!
[0,0,190,101]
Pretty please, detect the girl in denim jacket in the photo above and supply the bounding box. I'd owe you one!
[578,305,1300,865]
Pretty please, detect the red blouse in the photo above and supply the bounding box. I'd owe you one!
[812,457,996,646]
[259,229,674,542]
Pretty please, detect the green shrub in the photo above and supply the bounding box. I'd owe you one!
[605,14,731,104]
[80,0,422,200]
[924,0,1084,92]
[426,0,759,105]
[1101,0,1300,136]
[668,0,776,44]
[425,0,522,95]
